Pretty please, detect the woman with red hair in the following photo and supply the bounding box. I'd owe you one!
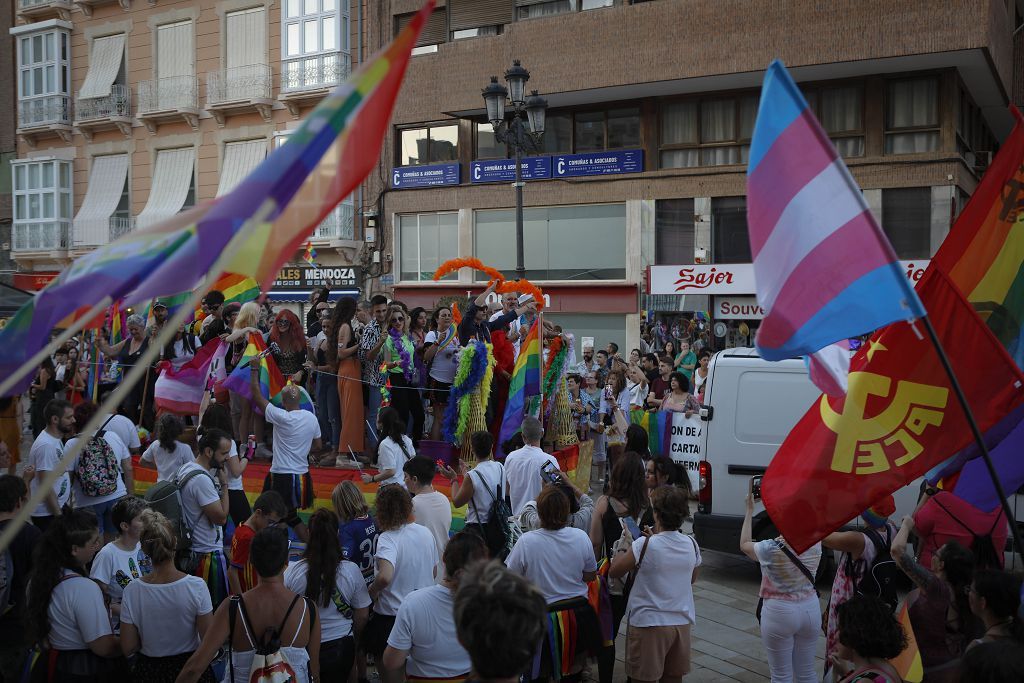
[269,309,310,386]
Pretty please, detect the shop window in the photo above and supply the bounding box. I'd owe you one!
[885,77,939,154]
[398,124,459,166]
[398,213,459,282]
[711,197,751,264]
[655,199,695,265]
[882,187,932,259]
[659,93,757,168]
[474,203,626,280]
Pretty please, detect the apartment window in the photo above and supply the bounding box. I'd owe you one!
[452,26,502,39]
[542,113,572,154]
[148,20,196,112]
[660,93,757,168]
[957,87,996,163]
[12,159,73,250]
[517,0,575,19]
[395,9,447,47]
[399,124,458,166]
[73,154,129,246]
[655,199,695,265]
[282,0,349,91]
[574,107,640,152]
[399,213,459,282]
[476,122,505,159]
[449,0,511,39]
[882,187,931,259]
[711,197,750,264]
[885,77,939,154]
[803,84,864,157]
[16,27,71,127]
[474,204,626,280]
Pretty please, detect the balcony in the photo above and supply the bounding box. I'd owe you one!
[206,64,274,126]
[18,95,73,147]
[72,216,134,249]
[138,75,199,133]
[279,52,351,117]
[312,202,355,242]
[16,0,72,22]
[12,220,70,253]
[74,84,132,141]
[73,0,130,18]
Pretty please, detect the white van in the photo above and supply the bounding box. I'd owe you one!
[690,348,921,561]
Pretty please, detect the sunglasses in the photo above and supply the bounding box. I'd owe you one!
[391,316,405,322]
[277,319,290,325]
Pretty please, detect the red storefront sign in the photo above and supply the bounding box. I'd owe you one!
[392,283,638,314]
[13,272,59,291]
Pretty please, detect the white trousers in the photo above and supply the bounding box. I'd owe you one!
[759,593,821,683]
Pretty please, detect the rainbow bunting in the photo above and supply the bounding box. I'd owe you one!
[0,2,433,394]
[221,333,315,414]
[302,242,318,267]
[498,321,541,455]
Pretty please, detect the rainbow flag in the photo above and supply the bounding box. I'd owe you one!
[192,273,262,324]
[630,409,672,456]
[0,2,432,394]
[498,321,541,455]
[889,602,923,682]
[221,333,314,414]
[302,242,318,267]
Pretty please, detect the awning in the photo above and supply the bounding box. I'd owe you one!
[137,147,195,229]
[267,289,360,303]
[79,33,126,99]
[0,282,33,318]
[216,139,267,197]
[73,154,129,245]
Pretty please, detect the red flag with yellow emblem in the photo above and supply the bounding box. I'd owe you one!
[762,267,1024,552]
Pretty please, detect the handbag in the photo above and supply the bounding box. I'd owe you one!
[755,540,817,624]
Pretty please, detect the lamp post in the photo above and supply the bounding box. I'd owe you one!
[482,61,548,281]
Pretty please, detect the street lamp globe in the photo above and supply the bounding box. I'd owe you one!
[525,90,548,136]
[482,76,508,129]
[504,60,530,107]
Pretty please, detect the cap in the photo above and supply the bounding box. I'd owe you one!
[517,293,534,306]
[153,299,168,309]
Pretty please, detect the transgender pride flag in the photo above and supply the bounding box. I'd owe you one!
[747,60,925,363]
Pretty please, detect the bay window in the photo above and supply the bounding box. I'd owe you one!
[12,159,73,251]
[16,23,71,128]
[282,0,350,92]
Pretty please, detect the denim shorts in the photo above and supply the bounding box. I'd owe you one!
[90,498,119,535]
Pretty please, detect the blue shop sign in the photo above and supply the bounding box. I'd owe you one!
[391,163,460,188]
[470,157,552,183]
[552,149,644,177]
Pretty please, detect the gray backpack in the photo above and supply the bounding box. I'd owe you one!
[143,467,213,556]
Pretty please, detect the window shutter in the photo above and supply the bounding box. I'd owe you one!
[217,139,267,197]
[138,148,196,228]
[516,0,556,7]
[395,8,447,46]
[449,0,513,31]
[157,21,193,79]
[226,7,266,70]
[73,154,129,245]
[79,34,126,99]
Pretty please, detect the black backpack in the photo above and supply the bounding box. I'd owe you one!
[930,495,1004,572]
[469,465,514,561]
[847,526,913,612]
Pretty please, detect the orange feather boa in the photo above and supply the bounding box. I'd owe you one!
[432,257,545,310]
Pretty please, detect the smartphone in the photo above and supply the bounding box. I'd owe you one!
[621,516,643,539]
[540,460,560,485]
[751,475,763,501]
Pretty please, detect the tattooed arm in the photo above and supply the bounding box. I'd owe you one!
[892,515,932,591]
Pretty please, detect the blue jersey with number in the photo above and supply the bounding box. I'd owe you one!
[339,515,378,586]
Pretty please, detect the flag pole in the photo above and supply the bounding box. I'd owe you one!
[919,313,1024,565]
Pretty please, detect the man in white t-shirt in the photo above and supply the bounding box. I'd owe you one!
[403,456,452,584]
[504,417,558,516]
[176,427,231,608]
[96,413,142,456]
[249,365,321,543]
[382,533,485,681]
[28,399,74,531]
[65,402,134,542]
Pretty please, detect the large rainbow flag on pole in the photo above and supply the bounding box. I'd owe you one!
[498,321,541,455]
[0,0,433,394]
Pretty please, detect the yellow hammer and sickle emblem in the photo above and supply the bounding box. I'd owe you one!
[820,371,949,475]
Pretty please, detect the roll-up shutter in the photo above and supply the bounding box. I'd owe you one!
[137,147,195,228]
[79,34,126,99]
[216,139,267,197]
[449,0,513,31]
[395,8,447,46]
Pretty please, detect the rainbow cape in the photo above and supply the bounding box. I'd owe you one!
[0,1,433,394]
[498,321,542,455]
[221,334,315,414]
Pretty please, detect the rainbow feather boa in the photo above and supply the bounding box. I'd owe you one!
[442,340,495,444]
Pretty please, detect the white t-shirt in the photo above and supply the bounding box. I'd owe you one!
[387,584,472,678]
[120,575,213,657]
[506,527,596,604]
[176,462,222,553]
[47,570,114,650]
[283,559,371,641]
[225,440,243,491]
[90,541,153,610]
[378,436,414,488]
[373,523,438,616]
[411,491,451,583]
[504,445,558,516]
[754,539,822,601]
[141,441,195,482]
[424,328,459,383]
[98,414,141,452]
[66,432,130,508]
[265,403,320,474]
[464,460,503,525]
[29,431,71,517]
[626,532,702,627]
